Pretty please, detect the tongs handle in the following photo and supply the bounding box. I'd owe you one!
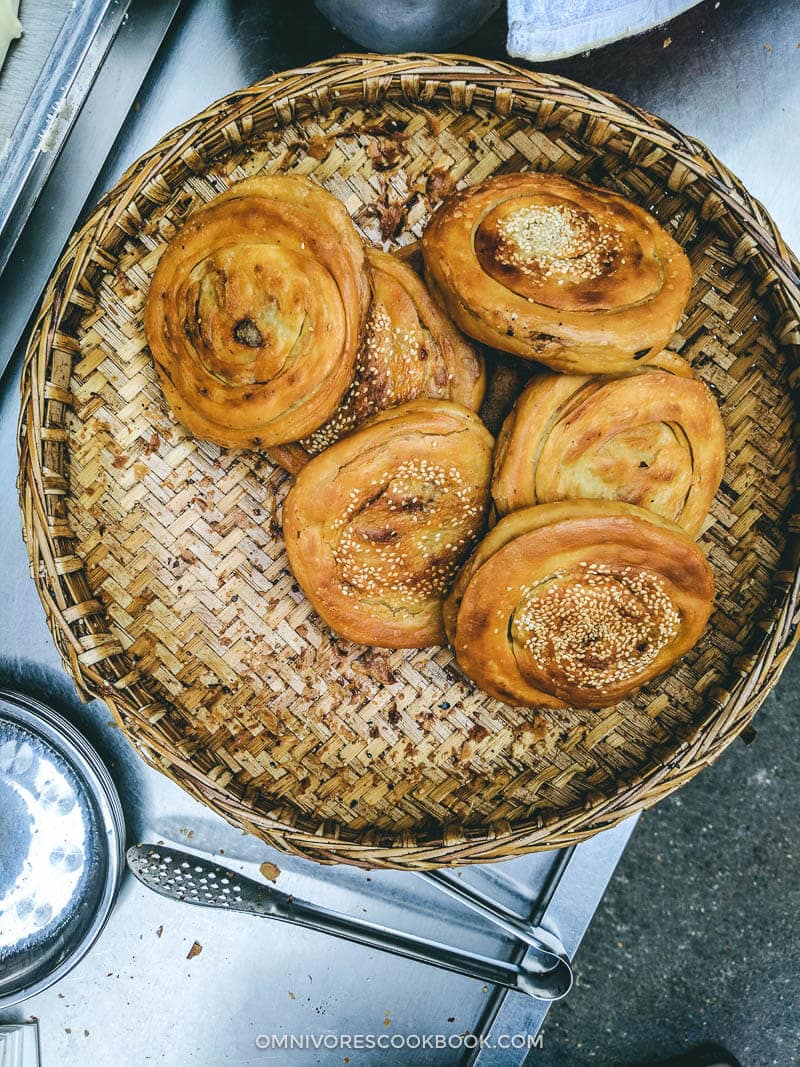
[418,870,573,998]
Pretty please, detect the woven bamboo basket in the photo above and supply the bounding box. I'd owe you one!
[17,54,800,870]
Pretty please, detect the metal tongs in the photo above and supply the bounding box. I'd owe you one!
[417,869,573,993]
[127,844,573,1001]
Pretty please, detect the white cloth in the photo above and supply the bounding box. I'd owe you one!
[0,0,22,73]
[507,0,701,61]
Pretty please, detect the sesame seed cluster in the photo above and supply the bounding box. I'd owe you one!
[494,203,620,282]
[302,304,446,455]
[332,458,485,604]
[513,562,681,690]
[295,238,484,466]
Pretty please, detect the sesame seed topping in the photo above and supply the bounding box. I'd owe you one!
[494,204,620,282]
[330,457,486,606]
[301,297,454,455]
[511,562,681,690]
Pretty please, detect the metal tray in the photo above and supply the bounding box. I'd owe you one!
[0,0,130,274]
[0,1,636,1060]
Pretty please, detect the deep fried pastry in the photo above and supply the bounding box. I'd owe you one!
[283,400,494,648]
[422,172,692,373]
[145,175,370,448]
[269,248,484,473]
[492,359,725,536]
[444,501,714,708]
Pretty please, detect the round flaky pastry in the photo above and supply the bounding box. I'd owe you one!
[283,400,494,648]
[444,501,714,709]
[144,175,371,448]
[268,248,485,475]
[492,357,726,537]
[422,172,693,373]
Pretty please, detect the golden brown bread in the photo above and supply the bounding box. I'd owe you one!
[144,175,370,448]
[444,501,714,709]
[283,400,494,648]
[422,173,693,373]
[268,248,485,474]
[492,358,726,537]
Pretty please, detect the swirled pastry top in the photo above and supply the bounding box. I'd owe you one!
[444,501,714,709]
[492,359,726,537]
[422,173,693,373]
[269,248,485,475]
[144,175,371,448]
[283,400,494,649]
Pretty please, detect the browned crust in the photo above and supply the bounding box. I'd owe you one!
[444,501,714,708]
[145,175,371,449]
[422,173,693,373]
[491,357,726,537]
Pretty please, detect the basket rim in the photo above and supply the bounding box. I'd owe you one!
[17,52,800,869]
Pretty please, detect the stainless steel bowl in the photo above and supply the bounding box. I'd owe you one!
[0,688,125,1007]
[314,0,503,52]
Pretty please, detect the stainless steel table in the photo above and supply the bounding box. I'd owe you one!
[0,0,797,1063]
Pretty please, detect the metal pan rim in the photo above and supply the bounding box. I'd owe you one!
[0,687,125,1008]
